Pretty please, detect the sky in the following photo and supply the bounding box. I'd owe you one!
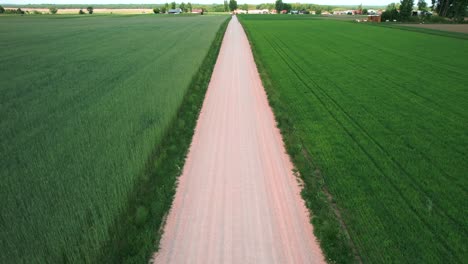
[1,0,389,6]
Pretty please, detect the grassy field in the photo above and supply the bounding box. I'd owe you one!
[0,14,227,262]
[240,15,467,263]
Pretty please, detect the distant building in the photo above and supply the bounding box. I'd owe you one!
[368,15,381,22]
[168,8,182,14]
[248,9,269,14]
[234,9,247,14]
[333,10,346,15]
[191,8,203,14]
[271,9,277,14]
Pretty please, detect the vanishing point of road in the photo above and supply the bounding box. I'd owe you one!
[154,16,325,263]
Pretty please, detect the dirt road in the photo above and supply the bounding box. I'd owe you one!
[153,16,325,263]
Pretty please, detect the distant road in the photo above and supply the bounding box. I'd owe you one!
[154,16,325,263]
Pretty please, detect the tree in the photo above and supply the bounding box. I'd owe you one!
[17,8,25,14]
[165,2,169,11]
[171,2,176,9]
[79,9,85,14]
[0,5,5,14]
[362,8,368,14]
[161,6,167,13]
[316,9,322,14]
[435,0,467,22]
[283,3,292,12]
[400,0,414,20]
[224,0,229,11]
[86,6,93,14]
[275,0,284,13]
[417,0,428,10]
[229,0,238,11]
[153,7,160,13]
[242,3,248,11]
[187,2,193,12]
[180,2,186,12]
[49,7,58,14]
[381,2,400,20]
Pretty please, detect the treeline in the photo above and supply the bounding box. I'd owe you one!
[269,1,385,13]
[382,0,467,22]
[435,0,468,21]
[156,0,236,13]
[153,2,194,14]
[1,4,156,9]
[273,0,344,13]
[2,3,387,13]
[0,7,25,14]
[0,5,91,15]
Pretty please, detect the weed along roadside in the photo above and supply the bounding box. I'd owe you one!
[98,17,230,263]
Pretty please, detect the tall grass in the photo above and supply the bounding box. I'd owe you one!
[0,14,227,262]
[99,17,230,263]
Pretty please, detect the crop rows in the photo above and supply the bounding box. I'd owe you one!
[0,14,227,262]
[240,15,467,263]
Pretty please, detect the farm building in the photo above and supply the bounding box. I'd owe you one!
[271,9,277,14]
[234,9,247,14]
[248,9,269,14]
[168,8,182,14]
[368,15,381,22]
[191,8,203,14]
[334,10,347,15]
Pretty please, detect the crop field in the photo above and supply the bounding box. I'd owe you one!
[240,15,467,263]
[0,14,227,262]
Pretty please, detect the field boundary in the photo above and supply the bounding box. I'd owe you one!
[369,23,468,40]
[239,17,359,264]
[98,16,230,263]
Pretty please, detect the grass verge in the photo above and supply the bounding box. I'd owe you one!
[239,18,359,264]
[98,16,230,264]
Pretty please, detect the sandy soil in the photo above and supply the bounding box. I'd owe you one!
[7,8,153,14]
[153,16,325,263]
[400,23,468,34]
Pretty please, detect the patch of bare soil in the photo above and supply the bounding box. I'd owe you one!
[400,24,468,34]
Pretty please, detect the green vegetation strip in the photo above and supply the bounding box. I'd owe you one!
[100,17,230,263]
[0,15,227,262]
[239,15,467,263]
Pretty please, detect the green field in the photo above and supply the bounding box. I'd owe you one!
[240,15,468,263]
[0,14,227,262]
